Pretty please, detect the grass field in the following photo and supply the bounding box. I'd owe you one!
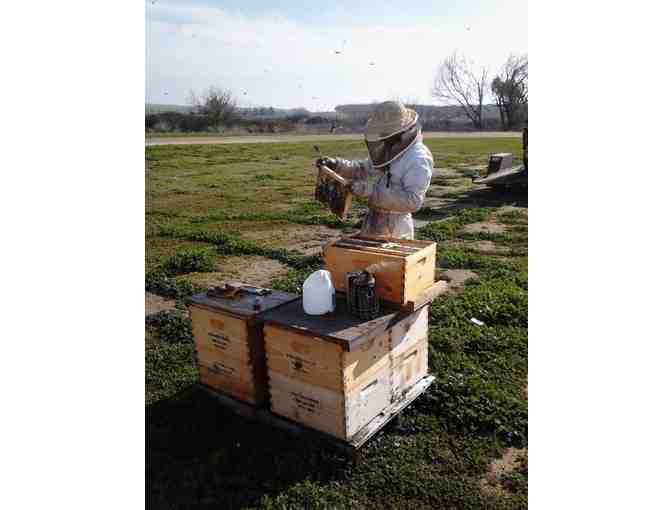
[146,136,528,509]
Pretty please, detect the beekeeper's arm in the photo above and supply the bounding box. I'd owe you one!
[328,158,377,197]
[315,157,376,197]
[334,158,376,180]
[370,156,433,213]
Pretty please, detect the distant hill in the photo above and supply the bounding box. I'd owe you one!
[146,102,510,130]
[335,103,501,122]
[146,104,338,120]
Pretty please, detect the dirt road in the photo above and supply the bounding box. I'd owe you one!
[145,131,521,146]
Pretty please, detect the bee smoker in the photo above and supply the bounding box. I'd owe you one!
[345,270,380,320]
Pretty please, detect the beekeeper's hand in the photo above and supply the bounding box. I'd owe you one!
[315,157,338,170]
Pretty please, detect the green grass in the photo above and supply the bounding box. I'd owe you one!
[416,208,491,241]
[146,136,527,509]
[161,247,217,276]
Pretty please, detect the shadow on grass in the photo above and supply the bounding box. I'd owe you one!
[147,386,352,510]
[416,186,527,224]
[463,185,527,208]
[441,185,527,210]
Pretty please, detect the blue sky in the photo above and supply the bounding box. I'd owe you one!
[146,0,527,110]
[149,0,487,26]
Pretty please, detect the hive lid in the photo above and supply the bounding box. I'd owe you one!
[189,285,299,318]
[259,294,418,351]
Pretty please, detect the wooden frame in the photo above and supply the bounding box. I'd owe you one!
[315,165,353,220]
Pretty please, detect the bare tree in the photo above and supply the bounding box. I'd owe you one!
[432,52,489,129]
[491,54,528,129]
[188,86,237,127]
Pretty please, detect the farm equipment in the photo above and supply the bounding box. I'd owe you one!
[473,127,528,191]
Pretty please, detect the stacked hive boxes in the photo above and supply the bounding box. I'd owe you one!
[188,237,440,442]
[262,237,437,441]
[262,303,429,440]
[189,289,298,405]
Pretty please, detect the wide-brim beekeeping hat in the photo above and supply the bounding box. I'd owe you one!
[364,101,419,142]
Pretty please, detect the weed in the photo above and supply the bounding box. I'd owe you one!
[497,210,526,224]
[423,259,528,444]
[156,225,322,271]
[146,268,205,301]
[145,335,197,403]
[417,208,491,242]
[256,480,359,509]
[193,202,358,228]
[500,454,528,494]
[161,247,217,276]
[146,310,194,344]
[456,231,528,253]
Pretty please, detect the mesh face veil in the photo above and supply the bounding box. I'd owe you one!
[365,122,421,168]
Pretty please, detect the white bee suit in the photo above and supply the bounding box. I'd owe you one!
[334,138,433,239]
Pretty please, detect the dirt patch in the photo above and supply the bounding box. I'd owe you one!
[243,224,343,255]
[496,206,528,217]
[468,240,509,254]
[480,447,527,497]
[218,256,289,286]
[178,255,290,288]
[436,269,479,293]
[284,225,344,255]
[461,222,506,234]
[145,292,176,316]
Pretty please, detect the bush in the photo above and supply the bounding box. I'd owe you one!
[146,112,215,132]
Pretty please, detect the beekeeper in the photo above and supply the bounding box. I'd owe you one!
[316,101,433,239]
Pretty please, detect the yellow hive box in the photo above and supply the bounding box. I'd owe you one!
[323,237,436,306]
[189,286,298,406]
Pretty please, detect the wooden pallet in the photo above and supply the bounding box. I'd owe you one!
[197,375,435,458]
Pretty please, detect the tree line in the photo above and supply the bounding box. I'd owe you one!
[432,52,528,130]
[147,52,527,134]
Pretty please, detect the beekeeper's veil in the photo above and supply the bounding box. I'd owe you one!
[364,101,421,168]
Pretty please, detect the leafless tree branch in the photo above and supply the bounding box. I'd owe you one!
[188,86,238,126]
[491,54,528,129]
[431,52,490,129]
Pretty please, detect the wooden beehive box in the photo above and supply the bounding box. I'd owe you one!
[324,237,436,306]
[189,287,298,406]
[260,296,429,441]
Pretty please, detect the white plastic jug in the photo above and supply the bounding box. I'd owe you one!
[302,270,335,315]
